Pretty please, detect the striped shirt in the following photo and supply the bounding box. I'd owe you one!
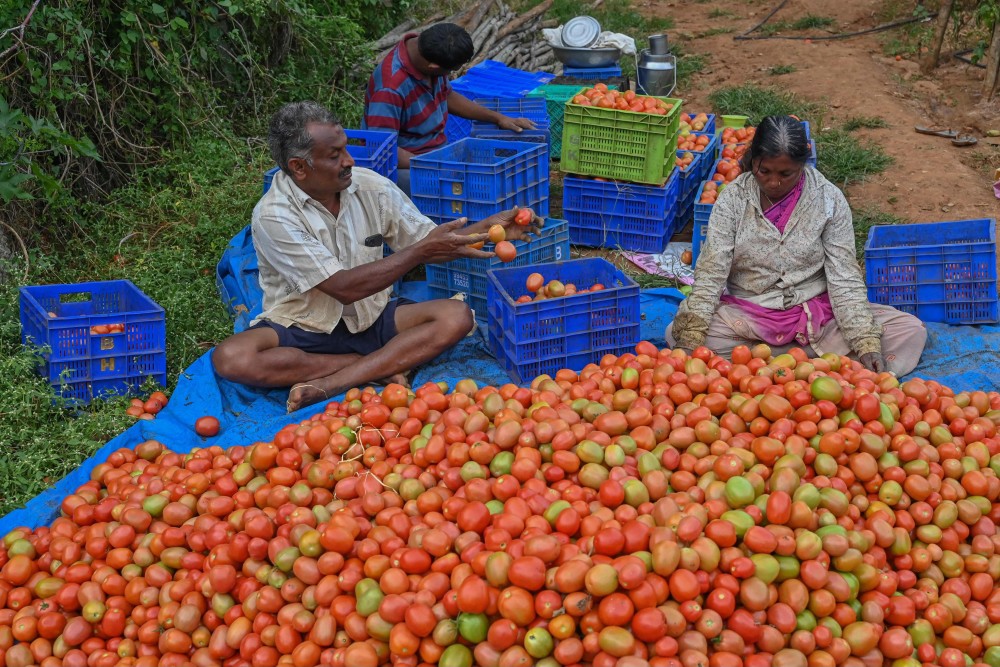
[362,33,451,155]
[250,168,437,334]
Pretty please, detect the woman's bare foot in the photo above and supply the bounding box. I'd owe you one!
[286,383,329,413]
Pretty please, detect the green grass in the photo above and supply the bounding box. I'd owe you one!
[696,27,736,38]
[0,136,263,515]
[708,85,818,125]
[851,208,907,259]
[759,14,835,36]
[843,115,889,131]
[769,64,797,76]
[815,129,895,188]
[708,8,737,18]
[676,48,707,86]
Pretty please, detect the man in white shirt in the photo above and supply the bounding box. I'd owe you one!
[212,101,539,411]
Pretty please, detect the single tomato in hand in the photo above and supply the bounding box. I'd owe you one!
[495,241,517,263]
[195,416,220,437]
[514,209,533,226]
[488,224,506,244]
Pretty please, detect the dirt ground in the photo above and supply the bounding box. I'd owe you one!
[640,0,1000,224]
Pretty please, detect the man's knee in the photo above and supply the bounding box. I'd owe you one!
[436,300,474,343]
[212,338,247,380]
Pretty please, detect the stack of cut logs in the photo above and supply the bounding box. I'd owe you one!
[370,0,560,74]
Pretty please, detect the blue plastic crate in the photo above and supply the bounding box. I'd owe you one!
[864,219,999,324]
[452,61,555,98]
[262,129,399,194]
[445,114,473,143]
[675,199,695,235]
[675,150,706,206]
[486,258,640,384]
[692,179,726,263]
[19,280,167,403]
[562,170,680,254]
[562,65,623,81]
[410,138,549,224]
[469,97,551,145]
[680,112,717,136]
[426,220,570,327]
[218,230,404,334]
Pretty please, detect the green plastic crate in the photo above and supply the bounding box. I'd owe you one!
[561,93,684,185]
[527,83,618,160]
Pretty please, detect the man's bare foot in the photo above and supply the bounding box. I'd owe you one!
[376,372,412,388]
[286,383,329,413]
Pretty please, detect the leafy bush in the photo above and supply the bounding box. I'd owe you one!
[0,0,407,242]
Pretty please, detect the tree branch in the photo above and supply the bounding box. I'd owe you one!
[0,0,42,62]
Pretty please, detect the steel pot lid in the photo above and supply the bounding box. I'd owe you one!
[562,16,601,48]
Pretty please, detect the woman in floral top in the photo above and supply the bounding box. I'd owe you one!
[668,115,926,375]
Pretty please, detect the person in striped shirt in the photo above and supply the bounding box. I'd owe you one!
[212,102,541,412]
[363,23,536,194]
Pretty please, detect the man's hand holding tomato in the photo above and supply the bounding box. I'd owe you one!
[422,207,544,262]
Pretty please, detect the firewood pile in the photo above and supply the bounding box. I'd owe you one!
[369,0,560,74]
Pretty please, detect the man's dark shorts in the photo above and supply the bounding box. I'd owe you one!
[251,299,410,356]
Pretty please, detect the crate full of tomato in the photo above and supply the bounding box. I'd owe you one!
[19,280,167,404]
[561,85,683,186]
[486,258,640,384]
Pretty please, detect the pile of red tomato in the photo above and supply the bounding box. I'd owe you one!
[2,342,1000,667]
[571,85,675,115]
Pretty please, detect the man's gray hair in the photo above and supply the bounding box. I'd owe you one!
[268,102,340,175]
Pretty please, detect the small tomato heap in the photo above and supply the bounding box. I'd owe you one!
[679,113,712,134]
[89,324,125,336]
[675,152,695,172]
[676,134,713,152]
[571,84,675,115]
[125,391,169,420]
[516,273,606,303]
[1,343,1000,667]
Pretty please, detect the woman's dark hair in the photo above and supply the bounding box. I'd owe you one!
[739,115,812,173]
[418,23,475,71]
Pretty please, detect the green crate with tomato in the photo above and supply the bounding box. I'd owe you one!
[561,89,683,186]
[527,83,618,160]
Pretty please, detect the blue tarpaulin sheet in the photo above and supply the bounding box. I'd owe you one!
[3,285,999,534]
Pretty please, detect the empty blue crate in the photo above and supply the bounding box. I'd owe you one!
[445,114,473,143]
[486,258,640,384]
[453,61,555,98]
[562,169,680,254]
[426,220,570,327]
[19,280,167,403]
[262,128,398,194]
[562,65,623,81]
[470,98,551,145]
[410,138,549,224]
[864,219,998,324]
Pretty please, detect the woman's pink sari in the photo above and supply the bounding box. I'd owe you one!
[720,175,834,347]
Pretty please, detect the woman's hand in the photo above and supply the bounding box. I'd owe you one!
[859,352,888,373]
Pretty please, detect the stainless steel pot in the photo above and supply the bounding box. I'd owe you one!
[551,44,622,68]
